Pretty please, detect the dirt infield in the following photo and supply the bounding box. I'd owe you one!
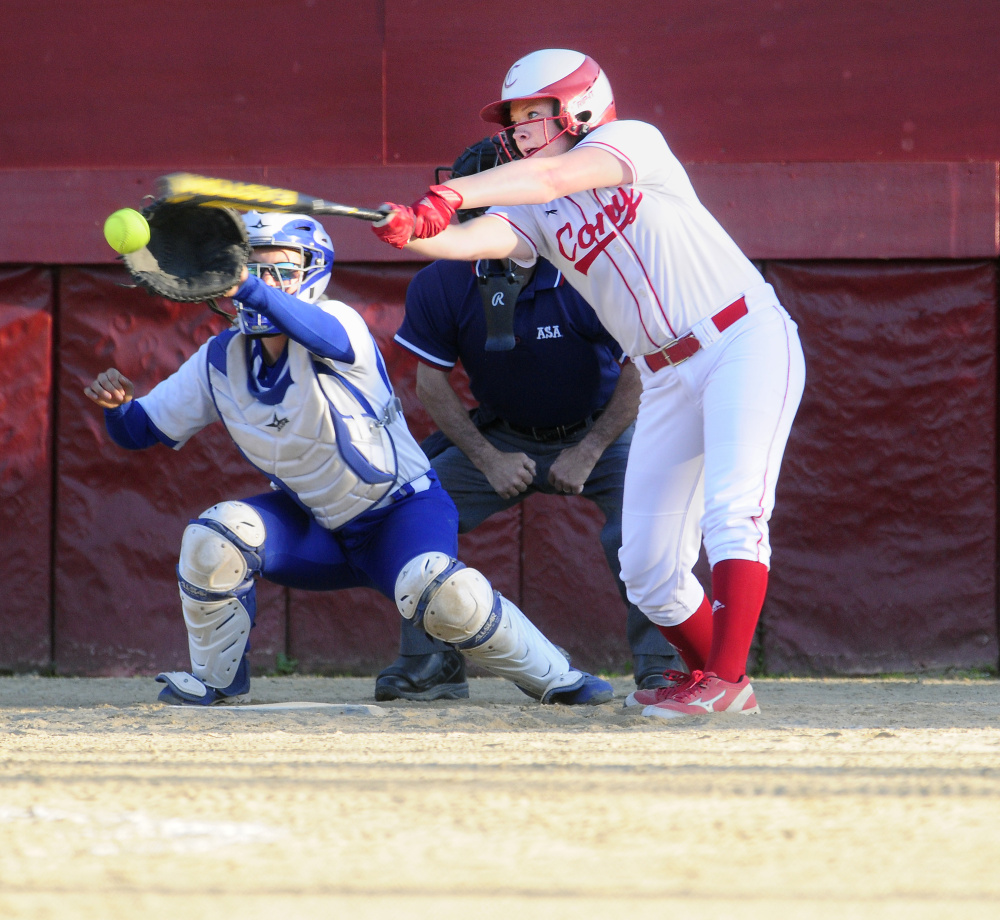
[1,675,999,919]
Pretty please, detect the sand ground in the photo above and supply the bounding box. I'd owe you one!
[1,674,998,919]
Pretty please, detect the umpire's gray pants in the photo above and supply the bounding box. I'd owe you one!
[399,420,675,663]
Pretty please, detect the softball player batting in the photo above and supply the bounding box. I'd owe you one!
[373,48,806,719]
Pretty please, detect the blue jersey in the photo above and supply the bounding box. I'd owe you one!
[394,259,623,430]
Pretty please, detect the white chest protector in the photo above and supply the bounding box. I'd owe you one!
[208,331,401,530]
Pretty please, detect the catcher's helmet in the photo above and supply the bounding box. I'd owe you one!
[237,212,334,335]
[480,49,616,159]
[446,138,502,221]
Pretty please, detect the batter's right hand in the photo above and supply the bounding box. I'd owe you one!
[84,368,134,409]
[482,451,537,499]
[372,203,416,249]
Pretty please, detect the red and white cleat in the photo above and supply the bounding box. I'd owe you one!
[622,670,691,708]
[641,670,761,720]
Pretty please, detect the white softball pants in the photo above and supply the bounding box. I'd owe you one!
[619,301,805,627]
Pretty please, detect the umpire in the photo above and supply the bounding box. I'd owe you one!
[375,139,683,701]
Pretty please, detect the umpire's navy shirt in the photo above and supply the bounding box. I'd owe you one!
[394,258,623,430]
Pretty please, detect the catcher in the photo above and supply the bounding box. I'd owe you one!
[84,203,614,707]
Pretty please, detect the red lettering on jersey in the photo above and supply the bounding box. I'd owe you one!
[555,188,643,276]
[556,223,577,261]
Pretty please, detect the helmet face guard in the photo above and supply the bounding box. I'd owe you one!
[491,111,574,162]
[234,212,335,336]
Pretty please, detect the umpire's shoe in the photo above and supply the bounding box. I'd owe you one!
[634,653,688,690]
[375,650,469,702]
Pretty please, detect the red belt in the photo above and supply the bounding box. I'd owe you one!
[643,297,748,372]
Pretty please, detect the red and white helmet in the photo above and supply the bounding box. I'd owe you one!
[480,49,617,136]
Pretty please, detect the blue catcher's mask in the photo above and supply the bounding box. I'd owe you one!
[232,212,335,336]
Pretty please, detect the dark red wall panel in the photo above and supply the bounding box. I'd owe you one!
[0,268,54,670]
[2,163,995,267]
[386,0,1000,164]
[692,162,999,261]
[55,268,286,676]
[1,2,383,170]
[762,260,998,674]
[4,2,996,172]
[521,495,633,674]
[11,255,1000,677]
[3,3,998,265]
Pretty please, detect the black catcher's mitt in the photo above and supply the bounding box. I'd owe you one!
[123,202,251,303]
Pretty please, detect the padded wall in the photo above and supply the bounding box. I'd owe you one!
[54,268,286,676]
[5,257,999,676]
[762,261,998,674]
[0,268,54,670]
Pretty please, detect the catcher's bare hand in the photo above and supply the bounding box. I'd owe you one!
[548,443,598,495]
[482,451,537,499]
[84,368,135,409]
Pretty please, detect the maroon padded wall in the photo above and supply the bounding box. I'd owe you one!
[10,257,999,677]
[55,268,286,676]
[522,496,636,674]
[0,269,54,670]
[762,261,998,674]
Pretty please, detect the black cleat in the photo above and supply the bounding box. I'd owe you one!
[375,650,469,701]
[633,653,688,690]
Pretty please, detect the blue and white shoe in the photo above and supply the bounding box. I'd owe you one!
[155,670,250,706]
[541,672,614,706]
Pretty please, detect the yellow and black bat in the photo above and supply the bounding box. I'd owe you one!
[154,173,386,222]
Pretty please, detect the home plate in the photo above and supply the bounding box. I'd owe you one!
[176,701,385,715]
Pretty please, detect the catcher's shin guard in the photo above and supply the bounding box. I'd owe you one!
[176,501,265,692]
[394,552,584,700]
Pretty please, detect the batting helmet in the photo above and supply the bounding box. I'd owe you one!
[480,49,617,143]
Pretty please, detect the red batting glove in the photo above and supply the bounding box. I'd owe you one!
[372,203,416,249]
[410,185,464,239]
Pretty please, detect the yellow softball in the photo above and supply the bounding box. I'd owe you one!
[103,208,151,254]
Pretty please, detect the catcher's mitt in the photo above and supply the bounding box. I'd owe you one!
[123,202,251,303]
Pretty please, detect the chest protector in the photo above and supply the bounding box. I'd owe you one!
[207,331,398,530]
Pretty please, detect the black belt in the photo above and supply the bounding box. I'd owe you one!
[499,412,600,442]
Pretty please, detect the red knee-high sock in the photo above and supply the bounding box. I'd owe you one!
[656,594,713,672]
[706,559,769,682]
